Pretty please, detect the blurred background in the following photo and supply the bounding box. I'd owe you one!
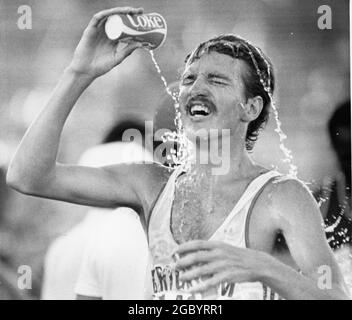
[0,0,350,299]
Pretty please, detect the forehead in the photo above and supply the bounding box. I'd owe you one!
[184,52,246,78]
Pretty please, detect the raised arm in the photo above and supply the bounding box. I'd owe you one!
[6,7,165,210]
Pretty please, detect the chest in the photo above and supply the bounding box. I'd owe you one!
[171,179,248,243]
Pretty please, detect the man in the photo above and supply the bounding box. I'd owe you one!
[7,7,350,299]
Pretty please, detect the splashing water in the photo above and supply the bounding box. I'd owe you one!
[149,50,192,171]
[241,41,298,178]
[311,174,352,244]
[149,50,177,103]
[269,94,298,177]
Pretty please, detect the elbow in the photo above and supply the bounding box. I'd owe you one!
[6,166,31,194]
[6,164,46,196]
[6,164,21,190]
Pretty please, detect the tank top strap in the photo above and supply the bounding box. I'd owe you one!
[244,172,282,248]
[235,171,281,212]
[147,166,183,238]
[212,171,281,239]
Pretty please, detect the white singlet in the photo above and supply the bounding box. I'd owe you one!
[148,167,283,300]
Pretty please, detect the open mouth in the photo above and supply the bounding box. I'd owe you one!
[186,99,216,120]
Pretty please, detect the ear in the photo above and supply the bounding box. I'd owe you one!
[241,96,263,123]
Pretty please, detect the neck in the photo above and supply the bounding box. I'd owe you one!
[185,133,257,181]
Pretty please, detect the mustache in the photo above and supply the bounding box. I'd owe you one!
[185,95,217,110]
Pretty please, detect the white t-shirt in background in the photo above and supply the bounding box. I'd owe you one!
[41,142,152,300]
[74,208,152,299]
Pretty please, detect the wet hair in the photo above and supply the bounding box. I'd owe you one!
[184,34,275,151]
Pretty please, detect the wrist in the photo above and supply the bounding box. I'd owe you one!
[253,251,278,283]
[64,65,96,84]
[52,66,95,101]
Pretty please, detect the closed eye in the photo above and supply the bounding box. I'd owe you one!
[208,74,231,86]
[181,74,196,85]
[209,78,228,85]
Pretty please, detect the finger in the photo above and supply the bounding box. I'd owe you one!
[171,251,180,262]
[96,16,109,29]
[179,261,228,281]
[115,42,143,62]
[189,269,252,294]
[176,240,218,255]
[188,271,232,294]
[123,38,151,48]
[90,7,144,27]
[176,250,219,269]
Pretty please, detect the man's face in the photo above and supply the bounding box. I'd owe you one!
[178,52,248,140]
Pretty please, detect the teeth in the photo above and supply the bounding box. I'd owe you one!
[190,104,210,116]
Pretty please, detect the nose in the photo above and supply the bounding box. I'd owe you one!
[188,76,210,98]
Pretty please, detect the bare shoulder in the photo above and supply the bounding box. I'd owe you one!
[267,176,315,203]
[246,175,310,251]
[254,175,322,229]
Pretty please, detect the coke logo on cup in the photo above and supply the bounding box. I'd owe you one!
[126,14,165,30]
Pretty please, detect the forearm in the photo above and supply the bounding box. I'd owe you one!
[7,68,94,190]
[258,254,350,300]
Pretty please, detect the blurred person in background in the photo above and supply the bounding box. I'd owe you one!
[315,100,351,250]
[7,7,350,300]
[41,120,152,300]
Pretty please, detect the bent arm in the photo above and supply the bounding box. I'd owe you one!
[6,68,168,210]
[256,179,350,300]
[5,70,128,208]
[7,69,93,195]
[7,7,155,209]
